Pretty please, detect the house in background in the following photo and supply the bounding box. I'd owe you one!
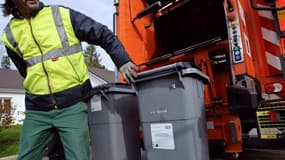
[0,69,25,125]
[0,68,117,125]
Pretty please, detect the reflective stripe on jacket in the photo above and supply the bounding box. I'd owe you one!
[1,5,91,110]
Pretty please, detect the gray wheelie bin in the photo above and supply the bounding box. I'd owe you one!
[134,62,210,160]
[88,83,141,160]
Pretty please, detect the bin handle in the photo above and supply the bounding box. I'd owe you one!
[135,68,210,84]
[98,90,119,114]
[136,62,190,78]
[104,87,137,94]
[181,68,210,84]
[134,70,178,83]
[99,90,111,102]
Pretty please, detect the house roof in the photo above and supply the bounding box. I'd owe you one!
[0,68,117,90]
[0,69,24,89]
[88,67,117,82]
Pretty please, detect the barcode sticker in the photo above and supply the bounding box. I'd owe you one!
[150,123,175,150]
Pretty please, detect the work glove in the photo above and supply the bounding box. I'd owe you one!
[119,61,138,83]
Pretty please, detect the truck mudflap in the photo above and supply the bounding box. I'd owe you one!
[207,114,243,154]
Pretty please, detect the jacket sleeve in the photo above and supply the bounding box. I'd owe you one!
[5,47,27,78]
[69,8,131,68]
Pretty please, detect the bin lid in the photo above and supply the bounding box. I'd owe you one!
[91,83,136,95]
[181,67,210,84]
[135,62,210,84]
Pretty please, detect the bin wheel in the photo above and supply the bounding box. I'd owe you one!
[231,152,239,159]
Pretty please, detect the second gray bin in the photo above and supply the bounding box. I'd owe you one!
[135,62,210,160]
[88,83,141,160]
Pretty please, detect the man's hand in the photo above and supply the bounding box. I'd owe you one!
[119,61,138,83]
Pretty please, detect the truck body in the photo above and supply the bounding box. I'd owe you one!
[114,0,285,158]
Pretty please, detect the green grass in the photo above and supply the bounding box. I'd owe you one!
[0,125,21,158]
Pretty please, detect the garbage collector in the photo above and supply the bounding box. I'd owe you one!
[1,0,138,159]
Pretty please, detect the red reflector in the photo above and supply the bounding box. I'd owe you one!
[265,85,275,94]
[51,57,59,61]
[269,110,280,122]
[264,81,285,94]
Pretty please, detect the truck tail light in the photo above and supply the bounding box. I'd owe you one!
[264,81,285,94]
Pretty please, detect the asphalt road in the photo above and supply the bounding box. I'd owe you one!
[210,148,285,160]
[141,148,285,160]
[1,148,283,160]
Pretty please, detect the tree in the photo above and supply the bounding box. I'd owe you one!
[0,99,15,128]
[84,44,106,69]
[0,41,11,69]
[0,41,5,56]
[1,55,11,69]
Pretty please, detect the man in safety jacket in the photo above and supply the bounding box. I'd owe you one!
[1,0,137,159]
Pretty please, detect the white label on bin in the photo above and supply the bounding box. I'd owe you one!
[150,123,175,150]
[90,95,102,112]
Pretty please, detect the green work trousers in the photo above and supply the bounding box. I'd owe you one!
[17,102,90,160]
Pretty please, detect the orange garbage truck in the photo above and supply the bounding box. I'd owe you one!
[114,0,285,158]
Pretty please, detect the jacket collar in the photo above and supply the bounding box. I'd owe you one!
[12,2,44,19]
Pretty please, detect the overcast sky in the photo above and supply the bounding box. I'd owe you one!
[0,0,116,70]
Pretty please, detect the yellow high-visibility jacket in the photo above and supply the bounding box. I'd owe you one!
[1,4,131,111]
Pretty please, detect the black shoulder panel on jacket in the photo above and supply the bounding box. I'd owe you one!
[69,8,131,68]
[6,47,27,78]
